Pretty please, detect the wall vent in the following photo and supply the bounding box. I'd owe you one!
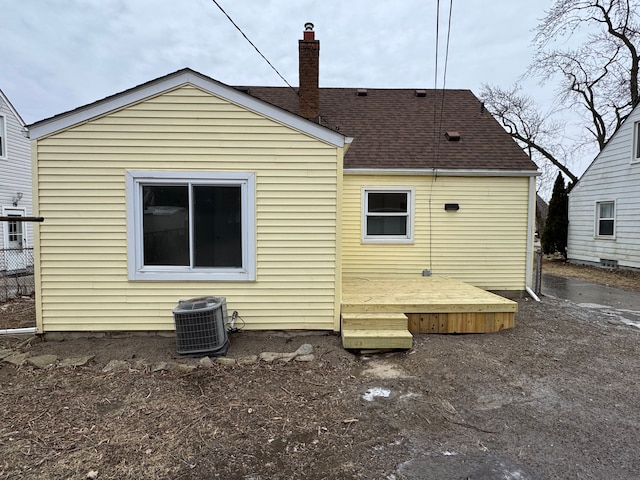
[445,131,461,141]
[600,258,618,268]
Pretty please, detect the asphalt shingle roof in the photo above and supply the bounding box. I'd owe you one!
[27,66,536,173]
[247,87,537,171]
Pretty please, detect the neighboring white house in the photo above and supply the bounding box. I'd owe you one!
[0,88,32,272]
[568,102,640,270]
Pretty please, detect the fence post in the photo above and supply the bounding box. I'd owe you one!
[533,248,543,296]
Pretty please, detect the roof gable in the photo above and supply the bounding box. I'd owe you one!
[27,68,349,148]
[572,101,640,191]
[0,88,26,127]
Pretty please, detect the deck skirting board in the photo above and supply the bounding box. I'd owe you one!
[406,312,514,334]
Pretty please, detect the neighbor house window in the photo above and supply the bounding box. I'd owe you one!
[596,201,615,237]
[634,121,640,163]
[0,115,6,159]
[8,218,22,244]
[362,188,414,243]
[126,171,255,281]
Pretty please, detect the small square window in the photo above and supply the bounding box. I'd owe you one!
[596,201,615,237]
[362,188,413,243]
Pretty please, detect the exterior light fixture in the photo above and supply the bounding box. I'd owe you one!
[12,192,23,206]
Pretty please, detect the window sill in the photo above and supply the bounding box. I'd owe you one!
[362,238,414,245]
[129,268,255,282]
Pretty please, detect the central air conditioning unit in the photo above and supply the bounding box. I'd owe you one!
[172,296,229,356]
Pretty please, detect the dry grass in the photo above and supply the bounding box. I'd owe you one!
[543,258,640,292]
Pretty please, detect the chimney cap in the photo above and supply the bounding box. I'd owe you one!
[302,22,316,41]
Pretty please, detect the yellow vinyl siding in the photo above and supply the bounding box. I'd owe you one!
[342,174,529,290]
[35,85,341,332]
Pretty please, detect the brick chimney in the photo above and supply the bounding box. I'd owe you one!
[298,22,319,120]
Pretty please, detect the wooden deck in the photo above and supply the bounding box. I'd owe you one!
[341,276,517,348]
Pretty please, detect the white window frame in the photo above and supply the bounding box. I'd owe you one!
[595,200,616,239]
[0,114,7,159]
[126,170,256,281]
[361,187,414,244]
[633,121,640,164]
[1,206,26,248]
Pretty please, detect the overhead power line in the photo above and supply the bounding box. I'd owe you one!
[435,0,454,166]
[209,0,328,125]
[210,0,294,90]
[432,0,454,172]
[429,0,454,273]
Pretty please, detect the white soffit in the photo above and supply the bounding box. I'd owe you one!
[344,168,540,177]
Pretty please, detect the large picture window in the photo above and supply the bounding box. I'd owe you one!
[596,201,615,237]
[126,171,255,280]
[362,188,413,243]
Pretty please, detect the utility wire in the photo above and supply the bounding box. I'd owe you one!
[432,0,441,155]
[209,0,331,127]
[428,0,441,274]
[428,0,454,273]
[434,0,454,174]
[210,0,294,90]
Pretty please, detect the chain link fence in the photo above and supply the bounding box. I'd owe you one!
[1,248,35,302]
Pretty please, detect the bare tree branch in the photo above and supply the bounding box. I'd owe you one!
[483,0,640,192]
[535,0,639,114]
[480,84,579,184]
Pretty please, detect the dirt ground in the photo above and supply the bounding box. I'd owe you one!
[1,262,639,479]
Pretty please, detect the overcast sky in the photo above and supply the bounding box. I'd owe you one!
[1,1,589,179]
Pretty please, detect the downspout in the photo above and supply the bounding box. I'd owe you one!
[31,139,46,330]
[334,146,344,332]
[525,175,540,301]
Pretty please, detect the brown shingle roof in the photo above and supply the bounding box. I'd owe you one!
[246,87,536,171]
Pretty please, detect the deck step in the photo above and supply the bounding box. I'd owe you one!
[341,329,413,350]
[341,312,408,330]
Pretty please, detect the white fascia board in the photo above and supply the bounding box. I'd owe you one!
[27,70,348,147]
[344,168,540,177]
[0,89,26,127]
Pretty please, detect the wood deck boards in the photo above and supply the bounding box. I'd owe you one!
[342,276,517,314]
[341,276,517,336]
[341,329,413,349]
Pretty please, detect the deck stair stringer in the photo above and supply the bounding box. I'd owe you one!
[341,312,413,350]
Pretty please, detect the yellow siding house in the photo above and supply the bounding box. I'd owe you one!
[341,174,531,290]
[28,27,539,336]
[28,70,351,333]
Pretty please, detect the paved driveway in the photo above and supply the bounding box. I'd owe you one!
[542,273,640,328]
